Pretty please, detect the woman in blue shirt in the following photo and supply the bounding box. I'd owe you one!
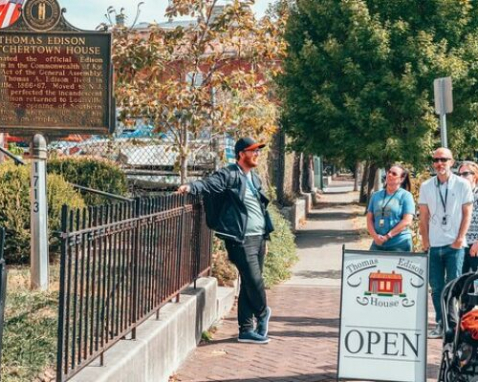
[366,164,415,251]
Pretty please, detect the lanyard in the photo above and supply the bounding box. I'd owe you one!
[437,180,448,214]
[381,189,399,217]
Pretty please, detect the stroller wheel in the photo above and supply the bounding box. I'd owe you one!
[445,368,473,382]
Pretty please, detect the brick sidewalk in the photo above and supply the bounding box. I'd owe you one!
[172,285,442,382]
[172,180,444,382]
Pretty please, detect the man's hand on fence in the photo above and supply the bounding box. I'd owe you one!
[177,185,191,194]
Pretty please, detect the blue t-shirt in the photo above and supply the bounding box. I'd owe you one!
[367,188,415,248]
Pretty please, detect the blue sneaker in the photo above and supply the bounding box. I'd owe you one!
[256,306,272,337]
[238,330,270,344]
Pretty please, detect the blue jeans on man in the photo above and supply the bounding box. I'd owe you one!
[429,245,465,324]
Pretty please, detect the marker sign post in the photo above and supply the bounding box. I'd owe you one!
[337,248,428,382]
[0,0,113,290]
[434,77,453,148]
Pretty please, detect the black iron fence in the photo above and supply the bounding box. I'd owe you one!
[56,194,212,382]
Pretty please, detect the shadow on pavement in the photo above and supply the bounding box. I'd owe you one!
[306,212,356,221]
[197,337,238,347]
[314,201,358,208]
[269,329,338,339]
[296,230,364,250]
[296,229,362,237]
[192,372,337,382]
[293,270,342,279]
[271,316,339,328]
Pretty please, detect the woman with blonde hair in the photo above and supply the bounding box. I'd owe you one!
[459,161,478,273]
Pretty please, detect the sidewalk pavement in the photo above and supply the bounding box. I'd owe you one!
[172,178,442,382]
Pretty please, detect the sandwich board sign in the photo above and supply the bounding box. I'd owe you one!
[337,248,428,382]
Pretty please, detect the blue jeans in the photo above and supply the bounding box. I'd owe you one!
[429,245,465,324]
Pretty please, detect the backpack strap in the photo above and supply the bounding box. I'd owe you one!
[224,164,239,189]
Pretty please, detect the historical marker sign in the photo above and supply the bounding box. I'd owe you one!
[0,0,113,134]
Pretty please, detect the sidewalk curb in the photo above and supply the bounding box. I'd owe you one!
[71,277,220,382]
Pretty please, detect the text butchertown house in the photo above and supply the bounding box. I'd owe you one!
[0,36,102,55]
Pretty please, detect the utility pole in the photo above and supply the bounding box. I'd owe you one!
[433,77,453,148]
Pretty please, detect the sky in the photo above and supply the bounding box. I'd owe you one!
[57,0,274,31]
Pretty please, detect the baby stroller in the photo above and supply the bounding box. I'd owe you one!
[438,272,478,382]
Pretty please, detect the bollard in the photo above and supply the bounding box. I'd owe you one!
[30,134,49,290]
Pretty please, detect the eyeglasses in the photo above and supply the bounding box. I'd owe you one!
[432,157,451,163]
[387,170,400,177]
[459,171,475,177]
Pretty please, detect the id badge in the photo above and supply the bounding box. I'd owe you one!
[379,219,385,227]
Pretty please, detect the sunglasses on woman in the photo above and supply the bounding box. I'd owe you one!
[387,170,402,177]
[459,171,475,177]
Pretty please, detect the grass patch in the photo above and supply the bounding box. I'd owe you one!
[264,204,298,288]
[1,264,59,382]
[211,239,237,287]
[200,326,217,344]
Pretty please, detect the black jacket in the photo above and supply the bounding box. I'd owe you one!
[189,164,274,242]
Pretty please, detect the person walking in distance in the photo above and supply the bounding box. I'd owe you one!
[177,137,273,344]
[418,148,473,339]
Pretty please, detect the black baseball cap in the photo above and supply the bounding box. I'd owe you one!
[234,137,266,155]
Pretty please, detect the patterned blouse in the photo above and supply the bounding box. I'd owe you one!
[466,188,478,244]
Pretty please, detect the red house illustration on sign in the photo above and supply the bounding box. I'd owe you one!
[366,270,406,297]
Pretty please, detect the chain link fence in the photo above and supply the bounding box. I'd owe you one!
[33,122,236,194]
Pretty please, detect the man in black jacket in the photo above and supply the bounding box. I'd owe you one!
[177,137,273,344]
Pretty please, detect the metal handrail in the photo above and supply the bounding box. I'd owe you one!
[0,146,25,165]
[0,146,132,202]
[69,184,133,202]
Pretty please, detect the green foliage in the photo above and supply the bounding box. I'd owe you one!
[0,162,84,263]
[113,0,285,182]
[48,156,128,205]
[200,326,217,343]
[211,203,297,289]
[264,204,298,288]
[278,0,478,168]
[211,238,237,287]
[2,266,58,381]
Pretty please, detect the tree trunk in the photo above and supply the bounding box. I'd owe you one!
[374,168,384,192]
[353,161,361,192]
[359,162,370,203]
[302,154,314,193]
[359,161,378,204]
[180,125,189,184]
[292,152,302,195]
[366,162,378,205]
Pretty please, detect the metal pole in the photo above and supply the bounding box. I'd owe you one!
[30,134,49,290]
[0,134,5,163]
[440,113,448,148]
